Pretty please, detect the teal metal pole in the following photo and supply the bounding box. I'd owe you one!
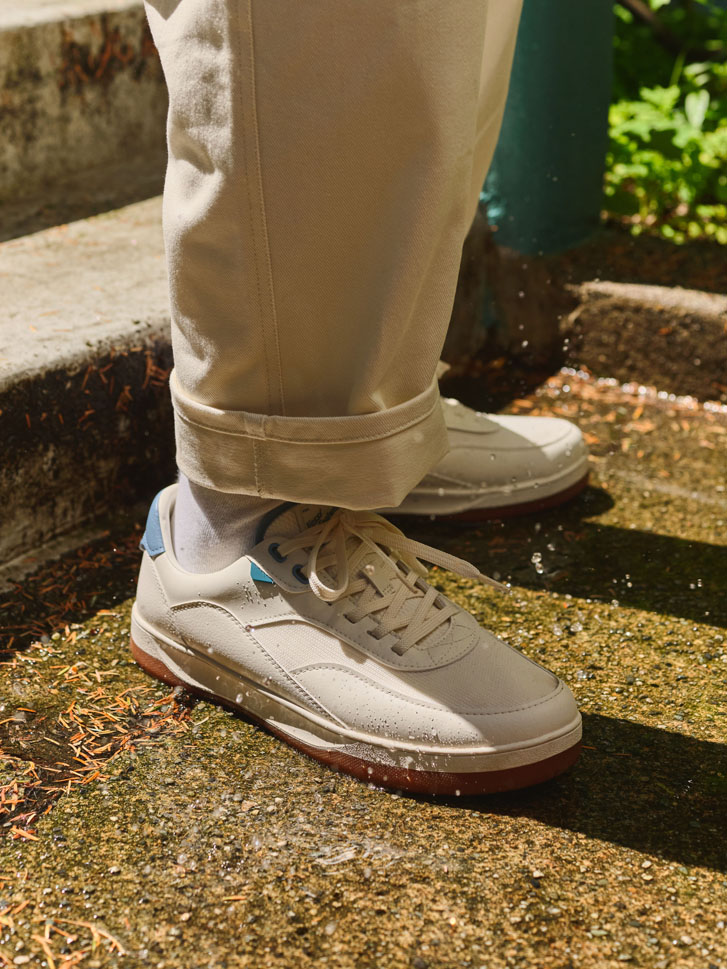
[482,0,614,255]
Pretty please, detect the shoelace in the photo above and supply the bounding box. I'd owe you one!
[273,510,508,655]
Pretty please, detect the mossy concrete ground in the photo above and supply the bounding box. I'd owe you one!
[0,370,725,969]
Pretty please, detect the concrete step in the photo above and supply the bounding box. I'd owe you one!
[0,0,165,223]
[2,196,172,568]
[563,281,727,405]
[3,193,726,570]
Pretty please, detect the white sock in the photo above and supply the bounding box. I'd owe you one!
[172,474,282,573]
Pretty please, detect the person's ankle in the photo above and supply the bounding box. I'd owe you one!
[172,474,281,573]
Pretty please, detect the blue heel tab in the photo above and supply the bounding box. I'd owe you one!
[140,490,166,557]
[250,562,274,584]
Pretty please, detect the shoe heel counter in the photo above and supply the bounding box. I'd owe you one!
[135,551,176,633]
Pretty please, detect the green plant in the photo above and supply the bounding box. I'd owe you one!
[607,0,727,243]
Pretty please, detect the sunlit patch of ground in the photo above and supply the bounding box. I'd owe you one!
[0,371,725,969]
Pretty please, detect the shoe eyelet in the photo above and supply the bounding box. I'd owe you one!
[292,563,308,585]
[269,542,287,563]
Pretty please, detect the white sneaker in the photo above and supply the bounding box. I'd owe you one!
[381,397,589,520]
[130,486,581,795]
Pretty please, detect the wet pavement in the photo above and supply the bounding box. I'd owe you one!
[1,369,726,969]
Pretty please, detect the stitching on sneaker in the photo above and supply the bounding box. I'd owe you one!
[170,600,337,720]
[294,664,566,717]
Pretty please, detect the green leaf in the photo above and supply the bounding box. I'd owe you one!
[640,86,681,113]
[685,90,710,129]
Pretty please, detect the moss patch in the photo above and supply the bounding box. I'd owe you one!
[1,372,725,968]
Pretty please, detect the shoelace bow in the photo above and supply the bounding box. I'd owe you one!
[273,510,508,655]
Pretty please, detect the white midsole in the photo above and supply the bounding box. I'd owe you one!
[131,607,581,774]
[381,456,589,516]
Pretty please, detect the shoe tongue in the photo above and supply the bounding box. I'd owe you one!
[262,503,452,653]
[261,503,338,540]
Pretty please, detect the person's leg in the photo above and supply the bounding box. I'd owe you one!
[134,0,581,794]
[150,0,524,570]
[383,0,589,522]
[145,0,505,511]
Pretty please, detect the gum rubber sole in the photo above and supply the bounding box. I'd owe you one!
[130,637,582,797]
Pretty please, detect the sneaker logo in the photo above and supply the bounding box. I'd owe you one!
[303,507,337,530]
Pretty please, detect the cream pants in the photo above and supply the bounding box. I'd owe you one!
[145,0,523,509]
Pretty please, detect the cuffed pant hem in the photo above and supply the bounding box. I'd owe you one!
[171,371,449,509]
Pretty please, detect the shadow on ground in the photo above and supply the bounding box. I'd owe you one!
[445,713,727,873]
[405,485,727,629]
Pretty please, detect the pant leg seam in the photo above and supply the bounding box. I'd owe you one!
[245,0,286,416]
[234,0,286,417]
[231,0,280,416]
[252,437,263,496]
[229,0,271,415]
